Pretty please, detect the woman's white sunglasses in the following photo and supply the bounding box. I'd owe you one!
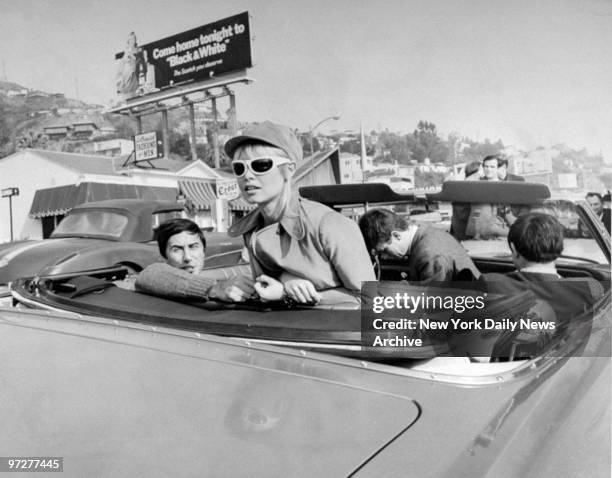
[231,156,291,177]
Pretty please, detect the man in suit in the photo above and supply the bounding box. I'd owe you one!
[585,192,611,232]
[497,156,525,181]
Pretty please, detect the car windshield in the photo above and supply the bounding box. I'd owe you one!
[51,211,129,239]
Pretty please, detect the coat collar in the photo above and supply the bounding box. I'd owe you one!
[228,194,306,240]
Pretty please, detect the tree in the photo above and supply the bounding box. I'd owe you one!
[460,138,504,164]
[599,172,612,191]
[375,130,412,164]
[0,101,13,157]
[16,131,49,150]
[405,120,450,164]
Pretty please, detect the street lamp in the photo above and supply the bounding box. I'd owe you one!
[1,187,19,242]
[309,115,340,155]
[308,116,340,185]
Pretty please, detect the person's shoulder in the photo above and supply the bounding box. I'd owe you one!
[298,196,335,214]
[562,276,605,302]
[299,197,352,224]
[228,208,260,237]
[416,224,457,242]
[477,272,528,293]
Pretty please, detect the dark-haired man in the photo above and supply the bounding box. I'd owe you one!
[136,218,255,302]
[358,208,480,283]
[496,156,525,182]
[481,155,501,181]
[480,212,603,318]
[586,192,611,232]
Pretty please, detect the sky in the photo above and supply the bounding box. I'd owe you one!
[1,0,611,159]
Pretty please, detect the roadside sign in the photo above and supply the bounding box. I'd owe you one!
[134,132,161,161]
[215,179,240,200]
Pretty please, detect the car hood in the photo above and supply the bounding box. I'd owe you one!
[0,237,111,284]
[0,308,421,477]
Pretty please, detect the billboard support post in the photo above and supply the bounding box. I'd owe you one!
[229,92,237,137]
[135,116,142,134]
[212,97,220,168]
[161,109,170,159]
[188,102,197,162]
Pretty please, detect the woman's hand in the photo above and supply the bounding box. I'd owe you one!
[254,275,285,301]
[283,278,321,305]
[208,275,255,302]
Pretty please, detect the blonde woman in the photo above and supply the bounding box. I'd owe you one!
[226,121,375,306]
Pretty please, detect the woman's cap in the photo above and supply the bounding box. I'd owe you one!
[224,121,303,163]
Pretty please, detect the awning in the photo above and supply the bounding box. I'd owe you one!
[178,178,255,212]
[177,179,217,211]
[29,182,178,218]
[229,197,256,211]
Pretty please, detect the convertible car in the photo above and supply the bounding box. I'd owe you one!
[0,198,244,300]
[3,181,610,477]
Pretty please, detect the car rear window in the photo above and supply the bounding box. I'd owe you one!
[151,211,183,228]
[52,211,129,239]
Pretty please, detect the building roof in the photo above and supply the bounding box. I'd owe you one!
[36,149,122,174]
[293,147,340,184]
[120,156,188,173]
[0,149,123,176]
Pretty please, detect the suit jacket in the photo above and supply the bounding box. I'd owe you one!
[503,173,525,182]
[601,209,611,233]
[405,225,481,282]
[478,271,603,326]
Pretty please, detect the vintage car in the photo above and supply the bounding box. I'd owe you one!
[3,181,610,476]
[0,198,244,300]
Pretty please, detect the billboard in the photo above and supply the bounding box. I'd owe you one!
[116,12,251,100]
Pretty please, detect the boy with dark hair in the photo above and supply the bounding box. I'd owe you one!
[136,218,254,302]
[507,213,564,268]
[481,212,603,320]
[358,208,480,283]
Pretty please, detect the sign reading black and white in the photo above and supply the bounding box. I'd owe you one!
[116,11,251,98]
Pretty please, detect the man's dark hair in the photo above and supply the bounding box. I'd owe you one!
[464,161,481,177]
[359,209,408,254]
[154,218,206,258]
[482,154,503,167]
[586,192,603,202]
[507,213,564,263]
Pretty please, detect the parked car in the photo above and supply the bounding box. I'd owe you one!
[0,198,244,299]
[5,181,611,477]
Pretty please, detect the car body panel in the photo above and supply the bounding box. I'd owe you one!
[0,307,422,477]
[1,303,608,477]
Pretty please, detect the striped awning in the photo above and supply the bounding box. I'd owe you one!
[177,179,217,211]
[178,178,256,212]
[229,196,256,211]
[29,182,178,218]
